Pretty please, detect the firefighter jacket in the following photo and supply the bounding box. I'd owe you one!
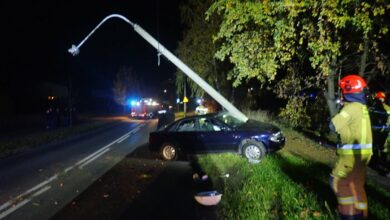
[331,102,373,156]
[370,100,390,127]
[384,103,390,124]
[384,103,390,113]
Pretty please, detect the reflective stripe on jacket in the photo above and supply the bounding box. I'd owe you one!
[331,102,373,155]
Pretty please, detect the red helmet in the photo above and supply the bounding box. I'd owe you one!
[339,75,367,94]
[375,91,386,99]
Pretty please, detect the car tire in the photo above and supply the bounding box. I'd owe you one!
[241,140,266,163]
[160,143,179,161]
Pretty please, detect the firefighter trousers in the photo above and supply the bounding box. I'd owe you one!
[330,154,371,218]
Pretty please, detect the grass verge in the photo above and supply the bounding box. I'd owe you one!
[198,153,336,219]
[196,110,390,220]
[198,151,390,220]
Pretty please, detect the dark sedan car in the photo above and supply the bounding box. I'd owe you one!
[149,111,285,162]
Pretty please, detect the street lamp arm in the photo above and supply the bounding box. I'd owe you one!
[68,14,249,122]
[68,14,134,56]
[132,25,248,121]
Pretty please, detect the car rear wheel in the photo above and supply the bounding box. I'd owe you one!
[242,140,266,163]
[160,143,179,161]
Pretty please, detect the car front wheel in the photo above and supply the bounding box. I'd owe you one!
[242,140,266,163]
[160,143,179,161]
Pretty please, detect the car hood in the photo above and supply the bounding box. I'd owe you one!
[237,119,280,133]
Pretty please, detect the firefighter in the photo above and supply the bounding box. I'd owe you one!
[329,75,372,219]
[371,91,390,173]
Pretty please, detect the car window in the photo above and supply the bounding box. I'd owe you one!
[176,119,196,132]
[199,118,222,132]
[214,112,245,128]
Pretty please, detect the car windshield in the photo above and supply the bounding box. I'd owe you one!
[214,112,246,128]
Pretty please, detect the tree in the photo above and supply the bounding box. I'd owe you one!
[207,0,390,126]
[112,66,141,112]
[176,0,233,102]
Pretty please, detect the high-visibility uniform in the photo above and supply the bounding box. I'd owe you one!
[383,103,390,115]
[330,102,373,218]
[382,104,390,160]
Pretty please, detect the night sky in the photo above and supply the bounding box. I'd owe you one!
[1,0,186,114]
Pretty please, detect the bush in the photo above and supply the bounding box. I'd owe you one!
[279,97,311,128]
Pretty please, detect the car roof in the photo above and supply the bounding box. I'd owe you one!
[155,111,232,132]
[175,112,220,122]
[157,112,219,131]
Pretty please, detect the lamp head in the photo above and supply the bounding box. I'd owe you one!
[68,45,80,56]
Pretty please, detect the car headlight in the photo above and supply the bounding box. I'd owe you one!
[270,131,283,142]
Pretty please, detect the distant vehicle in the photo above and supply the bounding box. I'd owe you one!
[148,111,285,162]
[130,98,161,119]
[195,105,208,115]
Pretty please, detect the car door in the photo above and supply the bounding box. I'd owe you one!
[197,117,237,152]
[170,118,199,154]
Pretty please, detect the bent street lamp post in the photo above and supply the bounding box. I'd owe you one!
[68,14,248,122]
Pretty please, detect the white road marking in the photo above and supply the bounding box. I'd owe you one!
[64,166,74,173]
[74,142,115,166]
[74,124,141,167]
[78,148,111,169]
[0,202,11,213]
[31,186,51,198]
[15,175,57,201]
[0,175,58,213]
[0,199,31,219]
[116,135,129,144]
[74,123,143,168]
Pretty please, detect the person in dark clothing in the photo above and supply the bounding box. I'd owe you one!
[369,91,390,174]
[46,107,56,129]
[156,108,175,129]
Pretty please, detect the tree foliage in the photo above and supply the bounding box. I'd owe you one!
[207,0,390,127]
[208,0,389,84]
[176,0,232,99]
[112,66,141,106]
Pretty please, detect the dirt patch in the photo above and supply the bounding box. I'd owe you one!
[282,129,337,166]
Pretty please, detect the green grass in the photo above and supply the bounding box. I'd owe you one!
[196,109,390,220]
[198,152,390,220]
[198,153,336,219]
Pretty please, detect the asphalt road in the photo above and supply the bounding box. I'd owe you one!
[0,118,153,220]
